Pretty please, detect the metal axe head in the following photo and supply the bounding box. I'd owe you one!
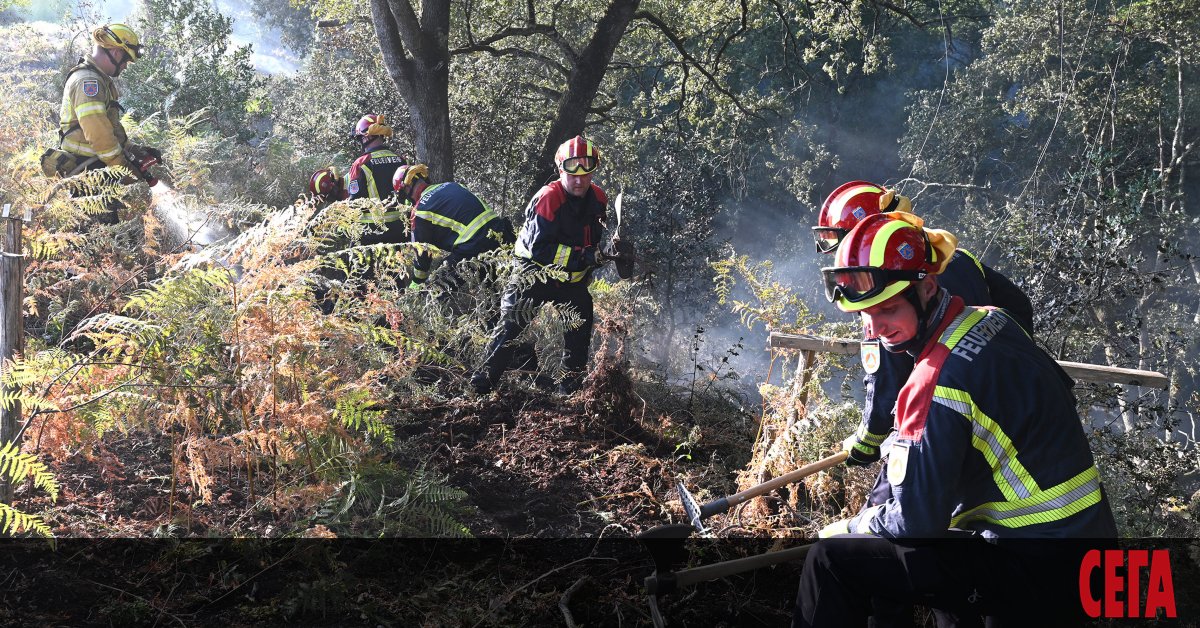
[676,480,706,533]
[637,523,692,599]
[613,191,623,240]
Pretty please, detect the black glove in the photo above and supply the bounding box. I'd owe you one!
[582,246,606,267]
[842,431,885,466]
[143,146,163,162]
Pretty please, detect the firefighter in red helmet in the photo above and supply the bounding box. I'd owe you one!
[793,215,1116,627]
[308,167,346,204]
[471,135,614,396]
[814,183,1032,498]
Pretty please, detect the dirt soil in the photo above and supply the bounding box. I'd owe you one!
[4,363,807,626]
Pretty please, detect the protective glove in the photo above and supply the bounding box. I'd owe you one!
[581,245,607,267]
[842,430,885,466]
[818,519,851,538]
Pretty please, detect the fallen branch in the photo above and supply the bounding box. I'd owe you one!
[559,575,590,628]
[471,556,616,628]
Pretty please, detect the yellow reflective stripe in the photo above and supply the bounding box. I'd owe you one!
[957,248,986,277]
[95,144,123,160]
[855,424,888,447]
[365,174,380,199]
[868,219,909,267]
[412,268,429,280]
[75,102,107,118]
[60,138,97,156]
[455,209,498,245]
[939,309,987,350]
[950,466,1103,529]
[832,184,883,215]
[358,209,407,225]
[553,244,571,267]
[933,386,1040,500]
[415,209,466,232]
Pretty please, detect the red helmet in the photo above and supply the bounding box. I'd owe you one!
[822,214,934,312]
[813,181,885,254]
[392,163,430,201]
[555,135,601,174]
[350,114,393,142]
[309,167,344,201]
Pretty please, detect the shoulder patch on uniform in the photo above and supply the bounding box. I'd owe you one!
[82,79,99,97]
[861,339,880,374]
[887,442,909,486]
[347,179,360,196]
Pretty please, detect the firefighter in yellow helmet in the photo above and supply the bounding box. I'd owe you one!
[44,23,161,224]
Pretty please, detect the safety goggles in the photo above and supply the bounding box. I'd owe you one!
[104,27,143,60]
[560,155,598,175]
[811,226,849,254]
[822,266,927,304]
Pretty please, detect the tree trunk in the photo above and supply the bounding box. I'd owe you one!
[370,0,455,181]
[525,0,641,200]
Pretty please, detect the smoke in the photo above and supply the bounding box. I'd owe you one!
[41,0,302,75]
[150,183,232,249]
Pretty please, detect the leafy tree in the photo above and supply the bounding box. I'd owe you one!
[121,0,269,141]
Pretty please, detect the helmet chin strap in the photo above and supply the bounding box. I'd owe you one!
[881,285,948,354]
[103,47,126,76]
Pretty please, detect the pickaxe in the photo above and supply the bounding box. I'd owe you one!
[677,450,849,533]
[609,191,636,280]
[637,523,812,627]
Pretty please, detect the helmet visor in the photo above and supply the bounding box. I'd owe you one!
[811,226,848,254]
[822,266,927,304]
[561,155,598,175]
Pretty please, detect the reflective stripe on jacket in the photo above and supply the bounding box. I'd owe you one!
[849,295,1117,539]
[58,60,130,168]
[409,182,513,283]
[513,181,606,283]
[348,148,408,246]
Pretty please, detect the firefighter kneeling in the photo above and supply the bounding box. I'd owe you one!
[794,214,1117,627]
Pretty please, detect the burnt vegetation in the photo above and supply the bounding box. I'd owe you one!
[0,0,1198,623]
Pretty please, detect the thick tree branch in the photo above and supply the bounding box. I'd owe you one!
[526,0,641,198]
[420,0,451,49]
[384,0,424,56]
[460,24,557,50]
[371,0,418,98]
[451,45,570,78]
[634,10,758,119]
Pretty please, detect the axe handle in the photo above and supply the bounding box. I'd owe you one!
[673,544,813,588]
[717,451,849,512]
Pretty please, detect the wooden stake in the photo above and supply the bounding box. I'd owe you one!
[0,204,26,504]
[768,332,1169,389]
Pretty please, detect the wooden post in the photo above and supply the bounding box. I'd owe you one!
[0,203,27,503]
[767,332,1169,389]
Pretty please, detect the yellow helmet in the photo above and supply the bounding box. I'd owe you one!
[93,23,143,62]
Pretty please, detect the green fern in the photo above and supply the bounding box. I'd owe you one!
[0,441,58,538]
[333,390,394,446]
[0,441,59,501]
[0,502,51,537]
